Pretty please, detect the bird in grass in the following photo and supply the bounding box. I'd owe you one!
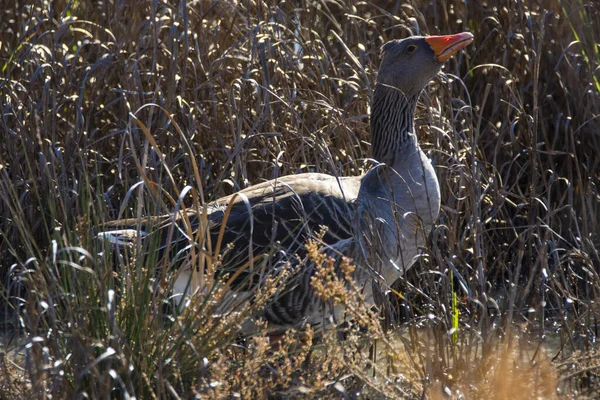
[98,32,473,334]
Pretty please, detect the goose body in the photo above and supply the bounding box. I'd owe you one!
[100,172,360,284]
[98,32,473,333]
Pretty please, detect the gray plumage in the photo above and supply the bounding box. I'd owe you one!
[98,32,473,334]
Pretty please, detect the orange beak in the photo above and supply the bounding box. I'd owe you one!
[425,32,474,62]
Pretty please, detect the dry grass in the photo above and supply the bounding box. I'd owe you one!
[1,0,599,398]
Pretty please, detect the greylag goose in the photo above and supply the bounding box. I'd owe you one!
[98,32,473,333]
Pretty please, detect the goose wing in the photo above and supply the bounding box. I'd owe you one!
[98,173,360,288]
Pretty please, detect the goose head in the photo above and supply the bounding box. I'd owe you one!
[376,32,474,97]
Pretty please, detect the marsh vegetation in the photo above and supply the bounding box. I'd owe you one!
[0,0,599,398]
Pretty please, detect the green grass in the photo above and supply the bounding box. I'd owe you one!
[0,0,599,397]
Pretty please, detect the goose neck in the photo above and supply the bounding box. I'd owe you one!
[370,84,420,165]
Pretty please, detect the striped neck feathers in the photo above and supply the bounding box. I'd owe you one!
[370,83,420,165]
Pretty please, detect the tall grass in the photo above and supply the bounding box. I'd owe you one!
[0,0,598,397]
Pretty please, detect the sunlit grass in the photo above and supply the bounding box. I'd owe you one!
[0,0,599,397]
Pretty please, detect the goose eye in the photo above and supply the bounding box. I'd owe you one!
[405,44,417,54]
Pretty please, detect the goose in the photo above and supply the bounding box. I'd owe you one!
[98,32,473,334]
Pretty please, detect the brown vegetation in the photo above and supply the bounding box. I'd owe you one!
[0,0,599,397]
